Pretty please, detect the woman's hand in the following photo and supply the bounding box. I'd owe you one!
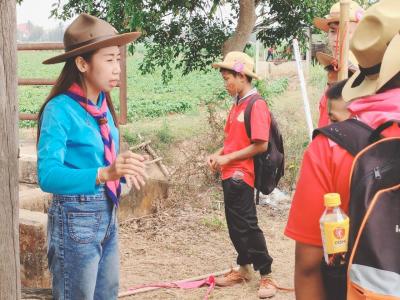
[98,151,148,189]
[124,174,147,191]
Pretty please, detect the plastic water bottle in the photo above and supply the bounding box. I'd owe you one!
[320,193,349,266]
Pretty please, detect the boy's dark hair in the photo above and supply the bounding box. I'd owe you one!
[220,67,253,83]
[326,79,349,100]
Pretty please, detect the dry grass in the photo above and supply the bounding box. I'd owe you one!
[270,68,325,190]
[119,191,295,300]
[117,66,326,300]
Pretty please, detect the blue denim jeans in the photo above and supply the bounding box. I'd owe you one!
[47,189,119,300]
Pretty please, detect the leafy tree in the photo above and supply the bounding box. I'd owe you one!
[256,0,336,47]
[48,0,367,82]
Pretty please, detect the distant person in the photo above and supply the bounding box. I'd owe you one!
[285,46,292,60]
[37,14,148,299]
[207,51,277,299]
[266,47,274,61]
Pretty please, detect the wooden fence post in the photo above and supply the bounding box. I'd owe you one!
[0,0,20,299]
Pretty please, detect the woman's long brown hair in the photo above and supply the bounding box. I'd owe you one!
[36,51,119,144]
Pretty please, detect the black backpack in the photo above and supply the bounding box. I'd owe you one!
[313,118,400,300]
[244,94,285,202]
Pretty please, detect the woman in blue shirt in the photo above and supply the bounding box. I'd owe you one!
[37,14,147,300]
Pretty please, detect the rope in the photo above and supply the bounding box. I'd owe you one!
[333,21,349,73]
[120,276,215,300]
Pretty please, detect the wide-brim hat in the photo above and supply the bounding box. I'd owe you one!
[43,13,141,64]
[212,51,260,80]
[342,0,400,102]
[313,1,364,32]
[316,51,358,73]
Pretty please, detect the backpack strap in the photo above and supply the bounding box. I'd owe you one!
[369,120,400,143]
[244,93,265,204]
[244,93,263,140]
[312,119,374,156]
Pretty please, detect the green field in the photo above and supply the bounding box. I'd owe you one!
[18,49,326,188]
[18,48,291,127]
[18,48,225,126]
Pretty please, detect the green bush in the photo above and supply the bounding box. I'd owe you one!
[156,119,174,144]
[127,99,192,120]
[122,129,140,146]
[255,77,289,107]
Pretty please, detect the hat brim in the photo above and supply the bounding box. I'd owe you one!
[377,34,400,91]
[316,52,335,67]
[343,34,400,102]
[342,70,378,102]
[313,17,339,32]
[212,62,261,80]
[316,51,358,73]
[43,32,141,64]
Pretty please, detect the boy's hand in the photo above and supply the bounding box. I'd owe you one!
[207,154,218,172]
[211,155,231,169]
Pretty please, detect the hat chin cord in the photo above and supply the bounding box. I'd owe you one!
[351,63,382,88]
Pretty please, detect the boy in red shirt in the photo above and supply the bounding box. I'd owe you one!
[207,51,276,299]
[285,1,400,299]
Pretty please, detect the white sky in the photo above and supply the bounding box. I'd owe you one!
[17,0,69,29]
[16,0,237,31]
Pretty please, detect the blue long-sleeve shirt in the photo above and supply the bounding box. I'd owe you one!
[37,92,119,195]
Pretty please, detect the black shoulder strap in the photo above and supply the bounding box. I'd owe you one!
[244,93,263,139]
[312,119,374,156]
[369,120,400,143]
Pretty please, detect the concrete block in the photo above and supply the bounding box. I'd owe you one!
[19,209,50,288]
[19,155,38,184]
[119,177,169,220]
[19,188,51,213]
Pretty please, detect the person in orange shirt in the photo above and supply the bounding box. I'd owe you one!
[313,1,364,127]
[207,52,277,299]
[285,1,400,299]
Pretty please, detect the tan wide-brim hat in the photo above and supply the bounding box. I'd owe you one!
[342,0,400,102]
[212,51,261,80]
[43,13,141,64]
[316,51,358,73]
[313,1,364,32]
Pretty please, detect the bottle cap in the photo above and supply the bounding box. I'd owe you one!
[324,193,341,207]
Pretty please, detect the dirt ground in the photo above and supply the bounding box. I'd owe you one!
[118,189,295,300]
[18,72,322,299]
[115,77,325,300]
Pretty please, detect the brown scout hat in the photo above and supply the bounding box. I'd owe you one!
[43,13,141,64]
[313,1,364,33]
[316,51,359,74]
[342,0,400,102]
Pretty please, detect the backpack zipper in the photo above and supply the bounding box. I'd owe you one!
[374,167,382,180]
[352,162,397,196]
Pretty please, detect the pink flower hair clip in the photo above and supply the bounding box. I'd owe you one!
[355,9,364,22]
[233,61,245,73]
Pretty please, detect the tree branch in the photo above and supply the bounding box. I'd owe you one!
[222,0,257,56]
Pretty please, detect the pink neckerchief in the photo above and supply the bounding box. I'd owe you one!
[66,83,121,206]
